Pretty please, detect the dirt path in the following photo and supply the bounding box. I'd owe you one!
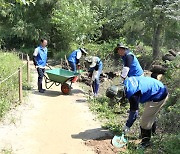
[0,62,112,154]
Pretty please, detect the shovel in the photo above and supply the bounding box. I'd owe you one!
[112,133,127,148]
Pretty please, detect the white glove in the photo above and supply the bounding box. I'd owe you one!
[121,67,130,79]
[123,125,130,134]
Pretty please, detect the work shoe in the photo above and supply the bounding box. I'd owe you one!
[138,127,151,149]
[139,140,151,149]
[151,121,157,136]
[39,89,45,93]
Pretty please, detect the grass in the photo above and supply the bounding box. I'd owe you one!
[0,51,31,120]
[43,41,179,153]
[85,56,180,153]
[88,96,129,135]
[0,148,13,154]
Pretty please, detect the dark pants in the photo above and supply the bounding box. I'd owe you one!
[37,67,45,90]
[92,80,99,96]
[68,61,76,72]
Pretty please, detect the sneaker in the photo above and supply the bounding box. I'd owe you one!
[93,94,98,98]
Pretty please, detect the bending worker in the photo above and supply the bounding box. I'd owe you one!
[68,48,87,72]
[108,76,168,148]
[114,43,143,79]
[86,56,103,97]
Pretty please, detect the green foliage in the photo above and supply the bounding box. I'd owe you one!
[0,0,57,49]
[88,55,180,153]
[0,0,35,7]
[164,56,180,108]
[53,50,71,61]
[149,134,180,154]
[161,134,180,154]
[156,56,180,134]
[134,42,153,69]
[132,0,180,57]
[0,148,13,154]
[51,0,105,50]
[0,0,179,56]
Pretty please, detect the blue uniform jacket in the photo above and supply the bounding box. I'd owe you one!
[123,76,168,128]
[122,51,143,77]
[124,76,168,103]
[68,49,81,64]
[35,46,48,67]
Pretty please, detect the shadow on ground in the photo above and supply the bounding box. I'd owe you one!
[33,88,85,97]
[71,128,113,141]
[75,99,87,103]
[33,89,61,97]
[71,128,125,154]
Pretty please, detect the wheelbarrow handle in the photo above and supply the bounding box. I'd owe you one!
[46,65,52,70]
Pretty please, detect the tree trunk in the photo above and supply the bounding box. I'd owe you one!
[152,14,164,59]
[152,24,162,59]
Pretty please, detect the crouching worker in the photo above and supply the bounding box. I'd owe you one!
[68,48,88,72]
[85,56,103,97]
[114,43,143,80]
[106,76,168,148]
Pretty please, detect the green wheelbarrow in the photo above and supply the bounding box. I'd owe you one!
[44,68,82,95]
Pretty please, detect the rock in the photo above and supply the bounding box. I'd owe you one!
[144,70,152,77]
[114,71,120,77]
[150,65,168,74]
[162,54,175,61]
[105,72,117,79]
[151,73,163,80]
[100,73,108,78]
[169,49,177,57]
[100,77,108,82]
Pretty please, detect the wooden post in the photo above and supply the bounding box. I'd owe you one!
[60,58,62,66]
[27,54,30,84]
[65,55,69,70]
[21,53,23,60]
[18,67,23,103]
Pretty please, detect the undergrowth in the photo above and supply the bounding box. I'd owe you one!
[0,51,31,119]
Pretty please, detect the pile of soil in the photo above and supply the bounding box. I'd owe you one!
[85,135,126,154]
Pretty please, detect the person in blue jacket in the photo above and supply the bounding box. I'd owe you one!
[117,76,168,148]
[33,38,48,93]
[114,43,143,79]
[85,56,103,97]
[68,48,88,72]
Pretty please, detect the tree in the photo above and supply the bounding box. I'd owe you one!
[51,0,104,50]
[132,0,180,59]
[0,0,57,49]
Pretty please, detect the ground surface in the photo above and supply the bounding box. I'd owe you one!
[0,62,123,154]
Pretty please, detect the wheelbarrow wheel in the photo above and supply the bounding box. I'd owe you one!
[61,83,71,95]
